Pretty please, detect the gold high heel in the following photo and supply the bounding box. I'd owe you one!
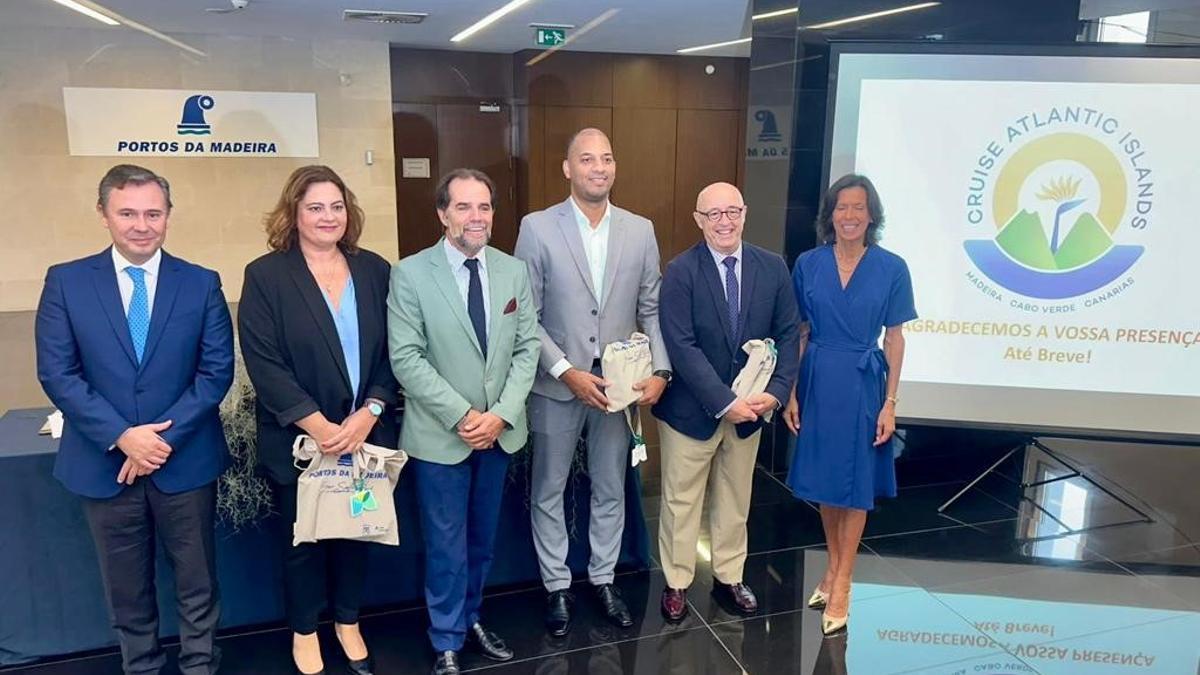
[821,611,849,635]
[807,586,829,609]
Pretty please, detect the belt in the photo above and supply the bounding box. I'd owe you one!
[803,339,887,424]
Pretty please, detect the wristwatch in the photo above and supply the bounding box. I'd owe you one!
[653,369,673,385]
[365,400,384,417]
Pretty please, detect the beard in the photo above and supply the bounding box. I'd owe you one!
[454,230,491,256]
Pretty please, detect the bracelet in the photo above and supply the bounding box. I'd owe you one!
[885,395,899,405]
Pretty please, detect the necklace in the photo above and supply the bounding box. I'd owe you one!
[304,253,346,295]
[834,245,866,273]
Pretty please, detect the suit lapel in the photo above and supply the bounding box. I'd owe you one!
[556,200,598,301]
[484,247,508,373]
[697,244,738,354]
[286,246,353,397]
[599,208,625,314]
[138,251,181,371]
[737,247,759,344]
[91,250,138,367]
[429,241,484,357]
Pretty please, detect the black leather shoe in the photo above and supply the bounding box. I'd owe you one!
[594,583,633,628]
[431,651,459,675]
[712,578,759,616]
[545,589,574,637]
[661,587,688,622]
[345,654,373,675]
[467,622,514,662]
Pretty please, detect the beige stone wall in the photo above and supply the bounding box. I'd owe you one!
[0,26,397,411]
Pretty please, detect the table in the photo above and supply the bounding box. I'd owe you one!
[0,408,649,666]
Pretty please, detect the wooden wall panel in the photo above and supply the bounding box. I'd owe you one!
[391,48,513,102]
[611,55,678,109]
[612,107,677,262]
[540,107,613,208]
[672,109,742,260]
[677,56,746,110]
[514,105,545,220]
[393,103,438,258]
[518,50,614,107]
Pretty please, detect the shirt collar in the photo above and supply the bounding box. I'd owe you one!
[442,237,486,273]
[111,246,162,277]
[707,243,743,268]
[569,196,611,233]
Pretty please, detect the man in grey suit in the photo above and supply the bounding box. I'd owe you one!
[514,128,671,636]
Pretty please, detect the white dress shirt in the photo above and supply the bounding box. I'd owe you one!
[549,198,612,379]
[111,246,161,319]
[442,237,491,339]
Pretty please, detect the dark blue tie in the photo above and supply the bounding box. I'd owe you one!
[722,256,739,344]
[464,258,487,356]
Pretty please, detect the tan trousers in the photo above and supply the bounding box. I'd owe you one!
[657,420,760,589]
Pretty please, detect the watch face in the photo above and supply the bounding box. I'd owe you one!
[368,402,383,416]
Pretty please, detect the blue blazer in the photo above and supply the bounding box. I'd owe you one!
[35,248,234,498]
[652,241,801,441]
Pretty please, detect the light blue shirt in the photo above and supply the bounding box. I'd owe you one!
[569,196,611,303]
[708,243,743,305]
[322,275,361,408]
[442,237,491,338]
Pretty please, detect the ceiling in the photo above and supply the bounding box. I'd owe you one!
[2,0,754,56]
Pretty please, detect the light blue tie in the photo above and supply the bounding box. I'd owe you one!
[125,266,149,363]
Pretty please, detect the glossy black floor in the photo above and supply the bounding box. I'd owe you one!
[8,433,1200,674]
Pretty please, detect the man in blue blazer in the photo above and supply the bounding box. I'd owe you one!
[35,164,234,675]
[651,182,800,622]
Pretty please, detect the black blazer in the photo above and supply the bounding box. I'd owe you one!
[238,246,399,484]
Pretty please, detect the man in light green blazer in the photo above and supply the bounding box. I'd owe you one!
[387,169,539,675]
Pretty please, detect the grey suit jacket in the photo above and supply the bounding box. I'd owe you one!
[514,197,670,401]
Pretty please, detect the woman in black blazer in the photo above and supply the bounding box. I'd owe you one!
[238,165,398,675]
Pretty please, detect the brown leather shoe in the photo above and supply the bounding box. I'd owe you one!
[711,579,758,615]
[660,587,688,622]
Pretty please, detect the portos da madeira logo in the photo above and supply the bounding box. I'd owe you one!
[963,106,1153,311]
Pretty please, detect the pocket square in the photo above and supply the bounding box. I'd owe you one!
[503,297,517,314]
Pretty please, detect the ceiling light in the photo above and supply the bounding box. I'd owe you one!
[803,2,940,30]
[450,0,534,43]
[676,37,752,54]
[48,0,119,26]
[753,7,798,21]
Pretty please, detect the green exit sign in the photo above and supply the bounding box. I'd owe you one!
[535,27,566,47]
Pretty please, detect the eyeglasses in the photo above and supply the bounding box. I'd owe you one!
[694,206,746,223]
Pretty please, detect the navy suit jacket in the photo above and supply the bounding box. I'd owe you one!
[652,241,801,441]
[35,248,234,499]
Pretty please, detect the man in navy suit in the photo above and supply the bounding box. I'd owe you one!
[651,182,800,622]
[35,164,234,674]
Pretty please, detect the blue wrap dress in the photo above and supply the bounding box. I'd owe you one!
[787,244,917,510]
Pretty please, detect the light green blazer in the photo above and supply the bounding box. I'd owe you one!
[387,240,539,465]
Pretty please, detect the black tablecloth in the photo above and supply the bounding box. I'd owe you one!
[0,408,650,665]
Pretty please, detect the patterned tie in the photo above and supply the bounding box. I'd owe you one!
[722,256,739,344]
[464,258,487,357]
[125,266,149,363]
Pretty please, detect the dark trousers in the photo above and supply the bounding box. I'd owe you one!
[412,447,510,653]
[81,479,220,675]
[272,480,368,634]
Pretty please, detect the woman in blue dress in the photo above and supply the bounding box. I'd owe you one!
[783,174,917,635]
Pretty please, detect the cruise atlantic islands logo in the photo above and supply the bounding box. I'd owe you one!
[963,106,1153,311]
